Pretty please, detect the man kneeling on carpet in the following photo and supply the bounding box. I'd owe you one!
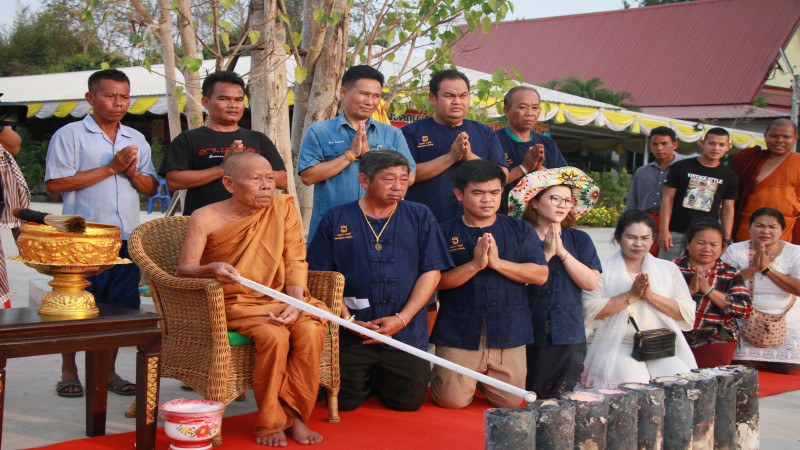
[307,150,453,412]
[431,160,549,408]
[177,151,326,446]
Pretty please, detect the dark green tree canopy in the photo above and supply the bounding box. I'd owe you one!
[0,1,127,77]
[544,76,640,111]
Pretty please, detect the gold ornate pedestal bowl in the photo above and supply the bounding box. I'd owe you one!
[11,222,130,319]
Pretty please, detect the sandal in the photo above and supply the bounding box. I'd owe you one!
[108,379,136,396]
[56,379,84,398]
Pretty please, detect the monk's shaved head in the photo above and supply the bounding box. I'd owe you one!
[765,118,797,134]
[224,152,272,178]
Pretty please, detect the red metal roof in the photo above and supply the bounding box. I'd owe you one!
[640,105,788,119]
[451,0,800,108]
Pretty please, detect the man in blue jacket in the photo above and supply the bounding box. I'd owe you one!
[431,159,548,408]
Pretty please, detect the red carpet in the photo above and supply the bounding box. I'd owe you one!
[26,372,800,449]
[27,393,490,449]
[758,368,800,397]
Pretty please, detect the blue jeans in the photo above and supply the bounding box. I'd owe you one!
[86,241,141,310]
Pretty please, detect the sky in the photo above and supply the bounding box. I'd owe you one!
[1,0,626,30]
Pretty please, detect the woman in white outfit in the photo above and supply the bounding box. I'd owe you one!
[722,207,800,374]
[583,210,697,387]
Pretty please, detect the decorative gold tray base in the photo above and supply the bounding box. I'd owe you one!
[9,256,132,320]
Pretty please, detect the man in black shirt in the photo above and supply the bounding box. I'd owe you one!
[160,71,287,215]
[658,127,738,260]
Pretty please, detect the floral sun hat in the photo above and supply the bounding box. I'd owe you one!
[508,166,600,219]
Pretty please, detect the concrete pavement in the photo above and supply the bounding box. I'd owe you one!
[0,203,797,448]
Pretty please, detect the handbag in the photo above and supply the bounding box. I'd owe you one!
[630,315,676,361]
[742,296,796,348]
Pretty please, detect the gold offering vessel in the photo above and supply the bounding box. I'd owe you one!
[11,222,131,319]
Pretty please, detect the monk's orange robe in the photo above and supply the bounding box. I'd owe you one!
[736,153,800,243]
[201,194,328,437]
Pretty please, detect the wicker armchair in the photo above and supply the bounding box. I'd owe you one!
[128,216,343,432]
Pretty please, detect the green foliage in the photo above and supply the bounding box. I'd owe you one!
[576,170,632,227]
[544,76,640,111]
[576,205,622,227]
[589,169,632,209]
[0,1,128,76]
[181,57,203,73]
[149,138,166,174]
[347,0,515,118]
[295,66,308,84]
[470,69,519,122]
[13,126,50,195]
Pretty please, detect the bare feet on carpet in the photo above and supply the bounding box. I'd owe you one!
[255,431,287,446]
[254,411,322,446]
[287,413,323,445]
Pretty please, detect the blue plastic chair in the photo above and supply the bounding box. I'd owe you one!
[148,179,171,214]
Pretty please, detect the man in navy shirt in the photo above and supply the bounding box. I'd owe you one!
[431,160,548,409]
[307,150,452,412]
[497,86,567,213]
[402,69,509,223]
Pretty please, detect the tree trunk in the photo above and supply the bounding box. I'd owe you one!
[157,0,182,140]
[129,0,181,140]
[249,0,298,201]
[291,0,349,236]
[176,0,203,129]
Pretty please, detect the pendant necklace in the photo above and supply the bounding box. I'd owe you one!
[359,201,398,251]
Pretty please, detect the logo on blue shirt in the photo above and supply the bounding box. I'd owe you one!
[418,136,434,148]
[449,236,465,252]
[335,225,353,241]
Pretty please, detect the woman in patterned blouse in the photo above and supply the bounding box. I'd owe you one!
[723,207,800,374]
[675,220,752,368]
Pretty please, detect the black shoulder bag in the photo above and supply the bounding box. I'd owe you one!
[630,315,676,361]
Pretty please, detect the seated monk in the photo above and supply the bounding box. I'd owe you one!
[177,151,327,446]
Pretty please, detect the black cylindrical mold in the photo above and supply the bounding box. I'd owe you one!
[680,372,718,449]
[718,365,759,449]
[620,382,666,450]
[653,376,695,450]
[692,367,737,450]
[485,407,537,450]
[593,387,638,450]
[531,399,575,450]
[563,391,609,450]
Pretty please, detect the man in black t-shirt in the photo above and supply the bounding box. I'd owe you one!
[160,71,287,215]
[658,127,738,260]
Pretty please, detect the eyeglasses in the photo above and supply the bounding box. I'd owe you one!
[548,195,576,207]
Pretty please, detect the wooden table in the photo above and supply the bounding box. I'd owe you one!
[0,304,162,449]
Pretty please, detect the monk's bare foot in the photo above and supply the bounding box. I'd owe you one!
[255,431,287,446]
[287,418,323,445]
